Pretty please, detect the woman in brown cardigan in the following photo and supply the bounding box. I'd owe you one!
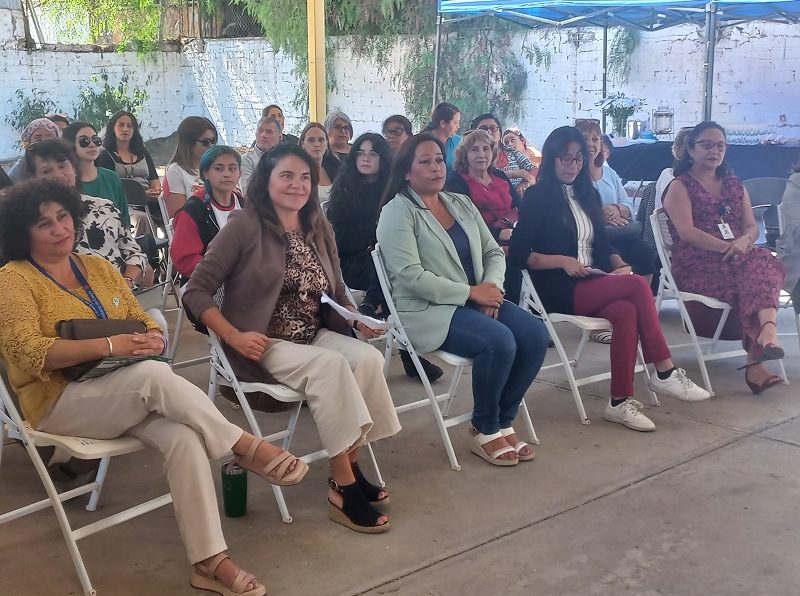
[184,144,401,534]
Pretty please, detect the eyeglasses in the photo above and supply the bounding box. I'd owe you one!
[692,140,728,151]
[196,137,217,147]
[383,127,406,138]
[355,150,379,160]
[557,154,585,166]
[478,125,500,134]
[331,124,351,133]
[77,135,102,148]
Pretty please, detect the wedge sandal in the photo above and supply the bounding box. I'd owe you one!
[233,437,308,486]
[191,553,266,596]
[499,427,535,461]
[468,428,519,466]
[328,478,390,534]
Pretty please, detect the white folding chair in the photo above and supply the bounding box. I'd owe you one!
[155,195,207,369]
[371,244,538,471]
[206,330,383,523]
[0,376,172,596]
[651,208,787,395]
[518,270,657,425]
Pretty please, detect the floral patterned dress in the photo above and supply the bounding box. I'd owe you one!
[668,174,784,349]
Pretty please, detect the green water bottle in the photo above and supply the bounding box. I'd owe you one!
[221,462,247,518]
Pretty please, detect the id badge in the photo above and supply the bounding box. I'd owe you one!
[718,222,734,239]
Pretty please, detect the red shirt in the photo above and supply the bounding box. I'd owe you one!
[462,172,514,227]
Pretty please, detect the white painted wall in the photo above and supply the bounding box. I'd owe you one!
[1,5,798,161]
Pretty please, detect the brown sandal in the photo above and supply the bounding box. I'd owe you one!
[233,437,308,486]
[191,553,266,596]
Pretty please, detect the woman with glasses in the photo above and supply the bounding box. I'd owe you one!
[471,114,536,193]
[164,117,218,217]
[63,121,131,230]
[381,115,413,155]
[664,122,786,395]
[509,126,710,433]
[300,122,340,208]
[324,111,354,161]
[97,111,161,200]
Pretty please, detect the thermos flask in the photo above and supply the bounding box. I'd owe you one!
[221,462,247,517]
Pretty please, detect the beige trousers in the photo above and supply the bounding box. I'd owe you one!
[260,329,401,457]
[37,360,243,565]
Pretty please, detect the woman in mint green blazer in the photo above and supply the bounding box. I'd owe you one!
[376,133,549,467]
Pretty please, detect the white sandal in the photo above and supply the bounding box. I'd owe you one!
[500,427,535,461]
[468,428,519,466]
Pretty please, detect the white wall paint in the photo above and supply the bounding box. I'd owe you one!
[1,6,798,160]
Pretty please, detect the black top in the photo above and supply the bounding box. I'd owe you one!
[95,148,159,181]
[326,179,383,290]
[446,220,477,286]
[508,183,615,315]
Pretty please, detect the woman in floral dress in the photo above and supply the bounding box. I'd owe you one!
[663,122,785,394]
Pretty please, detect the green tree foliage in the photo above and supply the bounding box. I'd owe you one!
[41,0,160,52]
[73,70,149,129]
[233,0,528,126]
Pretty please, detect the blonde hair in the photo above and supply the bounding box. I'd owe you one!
[453,129,497,172]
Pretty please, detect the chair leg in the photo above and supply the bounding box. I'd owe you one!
[413,351,462,471]
[441,364,464,418]
[207,363,219,402]
[271,485,293,524]
[549,327,590,424]
[637,345,659,406]
[23,440,96,595]
[168,305,185,361]
[382,336,394,378]
[573,330,590,368]
[85,457,111,512]
[676,299,716,396]
[519,399,540,445]
[363,442,385,488]
[795,314,800,352]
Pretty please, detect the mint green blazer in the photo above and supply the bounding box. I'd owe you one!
[376,189,506,354]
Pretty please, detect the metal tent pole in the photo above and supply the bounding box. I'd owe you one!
[703,1,718,121]
[432,12,444,112]
[602,23,608,131]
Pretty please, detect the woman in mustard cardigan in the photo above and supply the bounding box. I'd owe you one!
[0,180,309,596]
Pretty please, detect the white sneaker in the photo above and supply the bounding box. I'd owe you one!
[603,399,656,432]
[647,368,711,402]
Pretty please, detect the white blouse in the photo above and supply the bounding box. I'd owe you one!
[564,185,594,266]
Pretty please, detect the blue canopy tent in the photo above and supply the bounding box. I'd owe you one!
[433,1,800,120]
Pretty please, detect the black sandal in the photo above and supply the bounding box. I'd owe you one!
[327,478,390,534]
[351,461,390,505]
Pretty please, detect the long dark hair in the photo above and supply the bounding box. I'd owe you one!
[328,133,392,210]
[379,132,446,211]
[426,102,460,132]
[536,126,604,223]
[299,122,341,182]
[103,111,147,157]
[246,144,328,248]
[61,121,96,183]
[673,121,730,178]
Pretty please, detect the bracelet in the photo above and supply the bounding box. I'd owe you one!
[123,276,135,285]
[105,336,113,357]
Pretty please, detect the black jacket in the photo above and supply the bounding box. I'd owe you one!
[508,183,614,314]
[444,169,519,240]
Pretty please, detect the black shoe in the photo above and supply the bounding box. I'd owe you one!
[328,478,390,533]
[351,461,389,505]
[399,350,444,383]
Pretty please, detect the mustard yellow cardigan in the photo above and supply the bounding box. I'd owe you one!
[0,254,158,427]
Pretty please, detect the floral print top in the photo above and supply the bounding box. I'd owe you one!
[76,195,147,274]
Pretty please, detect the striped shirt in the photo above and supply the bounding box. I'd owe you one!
[564,185,594,266]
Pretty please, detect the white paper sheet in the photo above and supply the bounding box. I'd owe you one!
[321,293,392,331]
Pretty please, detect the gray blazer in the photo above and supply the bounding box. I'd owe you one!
[777,172,800,293]
[376,189,506,354]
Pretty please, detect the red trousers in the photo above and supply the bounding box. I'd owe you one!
[573,274,671,398]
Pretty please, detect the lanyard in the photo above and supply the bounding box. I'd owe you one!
[29,256,108,319]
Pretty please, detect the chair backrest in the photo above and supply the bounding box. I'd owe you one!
[743,177,787,209]
[518,270,549,320]
[651,208,682,294]
[371,244,413,350]
[120,178,149,208]
[157,195,174,243]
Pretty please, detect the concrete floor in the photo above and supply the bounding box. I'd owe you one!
[2,304,799,596]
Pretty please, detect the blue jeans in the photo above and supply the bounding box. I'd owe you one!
[439,301,550,435]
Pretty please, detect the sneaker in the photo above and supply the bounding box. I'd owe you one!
[603,399,656,432]
[647,368,711,402]
[589,329,613,344]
